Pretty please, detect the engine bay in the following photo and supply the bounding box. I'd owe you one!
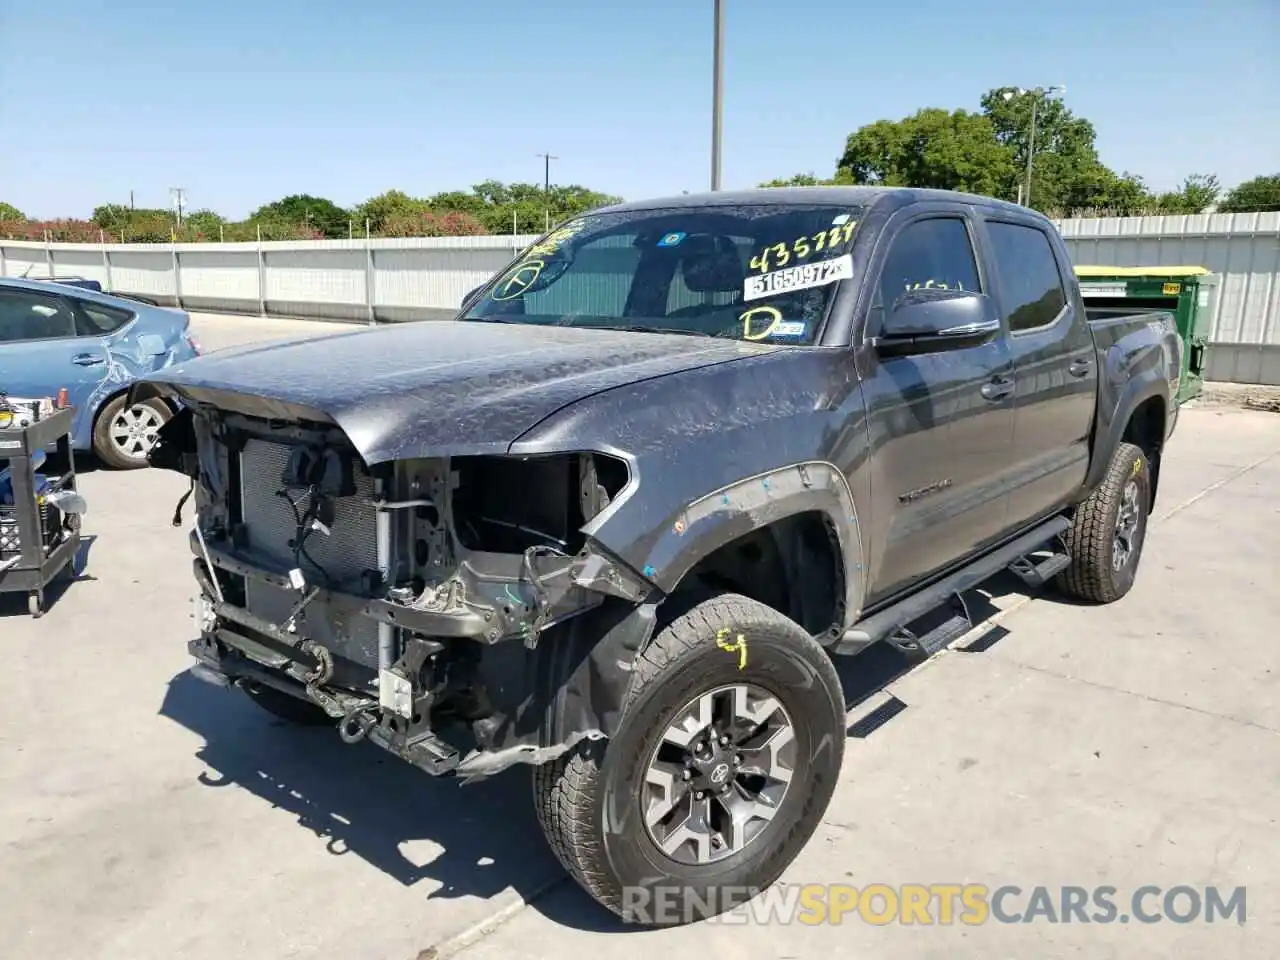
[174,406,654,779]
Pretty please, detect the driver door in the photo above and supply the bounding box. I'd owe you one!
[856,213,1017,604]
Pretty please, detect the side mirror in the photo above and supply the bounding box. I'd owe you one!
[875,289,999,356]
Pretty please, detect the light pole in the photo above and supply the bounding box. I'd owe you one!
[536,152,558,231]
[710,0,724,191]
[1002,85,1065,207]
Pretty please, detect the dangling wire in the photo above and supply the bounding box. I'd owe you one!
[275,485,333,586]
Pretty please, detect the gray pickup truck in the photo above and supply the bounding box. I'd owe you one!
[136,186,1181,924]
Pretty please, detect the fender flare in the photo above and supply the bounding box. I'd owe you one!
[1084,377,1170,493]
[636,460,866,633]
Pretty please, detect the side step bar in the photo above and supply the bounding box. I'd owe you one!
[833,515,1071,656]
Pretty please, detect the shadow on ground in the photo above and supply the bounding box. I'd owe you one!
[155,569,1047,935]
[0,533,99,617]
[158,668,561,904]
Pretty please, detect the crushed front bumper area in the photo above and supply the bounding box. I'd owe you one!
[187,534,660,782]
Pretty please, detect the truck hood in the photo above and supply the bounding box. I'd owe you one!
[137,320,773,463]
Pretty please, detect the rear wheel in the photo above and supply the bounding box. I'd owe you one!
[93,395,170,470]
[533,593,846,925]
[1057,441,1151,603]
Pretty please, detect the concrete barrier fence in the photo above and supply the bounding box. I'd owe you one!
[3,210,1278,384]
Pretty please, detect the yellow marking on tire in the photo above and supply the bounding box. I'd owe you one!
[715,627,748,670]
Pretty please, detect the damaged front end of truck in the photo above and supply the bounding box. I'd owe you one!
[134,385,660,783]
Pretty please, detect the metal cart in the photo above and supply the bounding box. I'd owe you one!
[0,406,82,618]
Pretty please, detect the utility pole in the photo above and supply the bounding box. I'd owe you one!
[711,0,724,191]
[536,152,558,232]
[129,190,135,210]
[169,187,186,227]
[1001,85,1065,207]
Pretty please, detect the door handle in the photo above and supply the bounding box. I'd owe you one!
[72,353,105,366]
[980,376,1015,401]
[1068,358,1093,378]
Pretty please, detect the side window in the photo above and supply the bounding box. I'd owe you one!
[74,299,135,336]
[986,222,1067,331]
[878,217,981,310]
[0,290,77,343]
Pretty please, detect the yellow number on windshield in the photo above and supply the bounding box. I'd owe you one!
[771,242,790,267]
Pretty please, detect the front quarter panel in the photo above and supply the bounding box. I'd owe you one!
[509,347,872,625]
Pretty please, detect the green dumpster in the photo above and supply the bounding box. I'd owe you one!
[1074,265,1217,403]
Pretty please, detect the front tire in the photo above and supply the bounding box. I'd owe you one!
[1057,441,1152,603]
[533,593,846,925]
[92,395,171,470]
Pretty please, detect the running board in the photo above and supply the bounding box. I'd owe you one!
[1008,533,1072,588]
[834,516,1071,656]
[884,593,973,659]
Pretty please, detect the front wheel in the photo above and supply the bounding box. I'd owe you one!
[1057,441,1152,603]
[533,593,846,925]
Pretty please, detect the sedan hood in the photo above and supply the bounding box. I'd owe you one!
[137,320,772,463]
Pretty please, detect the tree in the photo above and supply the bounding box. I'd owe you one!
[838,108,1017,198]
[184,209,226,240]
[351,190,432,233]
[759,170,855,188]
[250,194,351,238]
[0,202,25,221]
[1218,174,1280,213]
[1153,174,1221,214]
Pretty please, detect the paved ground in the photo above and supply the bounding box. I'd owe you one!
[2,312,1277,960]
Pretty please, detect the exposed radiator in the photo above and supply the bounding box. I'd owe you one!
[237,438,381,669]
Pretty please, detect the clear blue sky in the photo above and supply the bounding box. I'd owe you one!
[2,0,1276,219]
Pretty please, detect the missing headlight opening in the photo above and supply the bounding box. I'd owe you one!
[172,407,649,781]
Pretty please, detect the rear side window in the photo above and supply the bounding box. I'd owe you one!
[877,217,981,309]
[75,299,135,336]
[986,222,1067,331]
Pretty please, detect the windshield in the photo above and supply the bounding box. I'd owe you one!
[462,202,865,345]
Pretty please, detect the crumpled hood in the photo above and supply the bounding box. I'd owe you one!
[137,320,774,463]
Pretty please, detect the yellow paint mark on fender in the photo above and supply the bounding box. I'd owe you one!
[740,305,782,341]
[715,627,748,670]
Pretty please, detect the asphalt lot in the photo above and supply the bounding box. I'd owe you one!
[2,312,1278,960]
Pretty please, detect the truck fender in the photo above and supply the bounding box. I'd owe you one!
[636,460,867,630]
[1084,375,1170,494]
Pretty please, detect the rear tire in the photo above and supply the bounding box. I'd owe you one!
[533,592,846,925]
[240,682,332,726]
[92,395,170,470]
[1057,441,1151,603]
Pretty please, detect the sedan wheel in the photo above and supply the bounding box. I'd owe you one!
[93,396,170,470]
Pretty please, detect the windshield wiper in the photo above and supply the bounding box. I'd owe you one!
[593,325,715,338]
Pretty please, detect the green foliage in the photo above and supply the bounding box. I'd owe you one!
[1152,174,1221,214]
[1218,174,1280,213]
[249,194,351,238]
[839,108,1017,198]
[0,202,26,222]
[759,170,856,188]
[763,87,1260,219]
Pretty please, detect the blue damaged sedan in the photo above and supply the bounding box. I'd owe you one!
[0,278,200,468]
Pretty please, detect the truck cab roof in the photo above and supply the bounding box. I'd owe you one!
[592,185,1045,222]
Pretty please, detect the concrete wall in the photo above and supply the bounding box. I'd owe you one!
[4,210,1279,383]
